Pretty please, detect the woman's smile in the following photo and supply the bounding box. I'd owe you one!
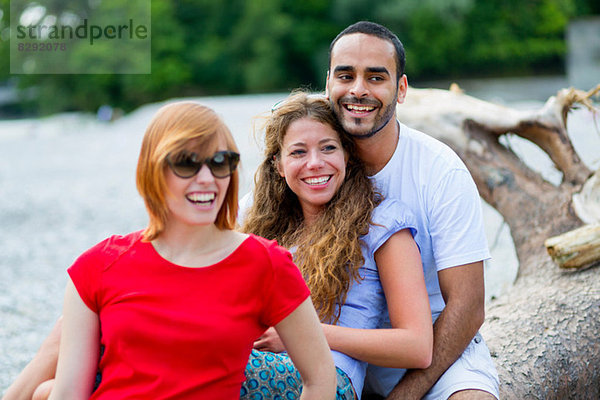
[277,117,347,219]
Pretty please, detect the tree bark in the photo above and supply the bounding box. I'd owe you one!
[397,84,600,399]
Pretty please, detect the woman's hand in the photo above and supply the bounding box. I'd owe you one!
[253,327,286,353]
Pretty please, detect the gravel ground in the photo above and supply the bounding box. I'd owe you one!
[1,89,596,394]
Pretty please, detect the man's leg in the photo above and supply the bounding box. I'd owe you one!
[420,333,499,400]
[2,317,62,400]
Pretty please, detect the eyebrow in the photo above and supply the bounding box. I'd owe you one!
[287,138,339,148]
[333,65,354,74]
[366,66,390,76]
[333,65,390,77]
[319,138,339,145]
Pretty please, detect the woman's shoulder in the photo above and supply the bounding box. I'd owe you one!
[371,198,417,229]
[241,234,294,266]
[243,233,287,254]
[362,199,418,254]
[74,230,144,269]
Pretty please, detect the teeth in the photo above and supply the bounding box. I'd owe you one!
[304,176,330,185]
[187,193,215,202]
[346,104,375,112]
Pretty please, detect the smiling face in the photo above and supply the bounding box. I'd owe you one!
[164,140,231,229]
[277,117,347,221]
[327,33,407,139]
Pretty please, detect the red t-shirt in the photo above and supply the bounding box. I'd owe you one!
[68,231,310,399]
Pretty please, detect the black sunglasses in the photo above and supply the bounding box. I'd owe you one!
[166,150,240,179]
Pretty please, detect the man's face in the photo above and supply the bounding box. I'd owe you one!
[327,33,406,139]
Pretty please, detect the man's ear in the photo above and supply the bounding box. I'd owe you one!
[325,70,330,98]
[397,74,408,104]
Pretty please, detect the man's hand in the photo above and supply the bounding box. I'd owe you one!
[253,327,286,353]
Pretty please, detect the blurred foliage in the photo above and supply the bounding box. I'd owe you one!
[0,0,598,115]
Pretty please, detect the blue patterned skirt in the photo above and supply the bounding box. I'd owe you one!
[240,349,356,399]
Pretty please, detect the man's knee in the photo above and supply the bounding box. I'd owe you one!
[448,389,497,400]
[31,380,54,400]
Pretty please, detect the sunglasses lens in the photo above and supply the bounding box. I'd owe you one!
[169,153,200,178]
[209,151,239,178]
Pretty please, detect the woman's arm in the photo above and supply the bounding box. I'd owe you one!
[274,298,337,400]
[323,228,433,368]
[1,318,61,400]
[255,229,432,369]
[47,279,100,400]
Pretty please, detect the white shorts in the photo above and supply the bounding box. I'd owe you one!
[364,332,499,400]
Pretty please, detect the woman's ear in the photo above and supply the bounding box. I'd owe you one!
[274,155,285,177]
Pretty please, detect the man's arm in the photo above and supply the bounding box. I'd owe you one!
[386,261,485,399]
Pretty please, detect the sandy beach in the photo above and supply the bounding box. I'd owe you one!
[1,89,597,394]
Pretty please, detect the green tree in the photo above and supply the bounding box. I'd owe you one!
[2,0,598,115]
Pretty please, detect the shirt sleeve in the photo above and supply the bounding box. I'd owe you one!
[259,240,311,327]
[362,198,419,268]
[428,168,491,270]
[67,239,108,313]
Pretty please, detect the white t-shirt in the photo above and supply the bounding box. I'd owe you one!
[371,122,490,320]
[365,122,491,395]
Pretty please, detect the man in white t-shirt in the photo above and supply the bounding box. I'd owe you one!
[326,21,499,400]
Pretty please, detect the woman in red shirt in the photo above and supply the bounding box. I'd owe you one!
[45,102,336,399]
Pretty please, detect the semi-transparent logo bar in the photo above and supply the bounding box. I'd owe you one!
[10,0,151,74]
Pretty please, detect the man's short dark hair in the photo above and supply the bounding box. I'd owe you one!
[329,21,406,80]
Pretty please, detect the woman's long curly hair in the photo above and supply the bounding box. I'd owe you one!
[241,92,379,323]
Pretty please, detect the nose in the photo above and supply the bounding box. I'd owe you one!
[306,150,324,169]
[349,76,368,98]
[194,164,215,183]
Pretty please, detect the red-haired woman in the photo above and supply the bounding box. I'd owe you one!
[42,102,336,400]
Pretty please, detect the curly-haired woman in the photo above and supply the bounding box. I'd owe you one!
[239,92,433,399]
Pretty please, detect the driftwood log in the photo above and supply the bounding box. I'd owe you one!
[397,84,600,399]
[545,223,600,269]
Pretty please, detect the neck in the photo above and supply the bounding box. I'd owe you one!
[152,221,230,267]
[355,118,399,175]
[160,219,220,247]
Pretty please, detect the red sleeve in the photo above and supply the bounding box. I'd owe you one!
[66,232,141,313]
[67,240,107,313]
[258,239,310,327]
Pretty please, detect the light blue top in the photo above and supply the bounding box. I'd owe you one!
[330,198,417,398]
